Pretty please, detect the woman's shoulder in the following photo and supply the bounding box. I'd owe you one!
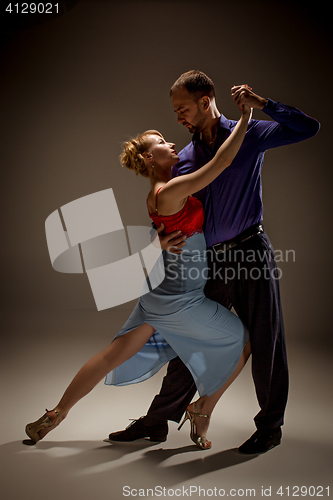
[147,185,165,215]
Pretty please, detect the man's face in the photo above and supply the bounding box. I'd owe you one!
[171,88,206,134]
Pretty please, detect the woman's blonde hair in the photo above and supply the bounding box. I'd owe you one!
[120,130,162,177]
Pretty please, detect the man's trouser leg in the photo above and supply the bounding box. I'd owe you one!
[146,232,288,428]
[204,232,289,430]
[147,356,197,423]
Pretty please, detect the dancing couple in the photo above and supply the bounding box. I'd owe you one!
[25,71,319,453]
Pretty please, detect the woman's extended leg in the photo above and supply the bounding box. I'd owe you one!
[26,323,155,442]
[180,339,251,448]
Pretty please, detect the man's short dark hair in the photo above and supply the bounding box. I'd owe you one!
[170,70,215,99]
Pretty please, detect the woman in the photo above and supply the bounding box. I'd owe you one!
[25,103,252,450]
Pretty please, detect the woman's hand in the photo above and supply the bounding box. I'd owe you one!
[241,103,253,121]
[231,84,268,111]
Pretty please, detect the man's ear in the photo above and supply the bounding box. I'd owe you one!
[200,96,210,111]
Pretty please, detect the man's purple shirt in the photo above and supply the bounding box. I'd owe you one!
[172,99,320,247]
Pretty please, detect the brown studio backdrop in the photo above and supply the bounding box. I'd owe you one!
[1,0,332,346]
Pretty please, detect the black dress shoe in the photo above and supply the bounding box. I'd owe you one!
[108,416,168,442]
[238,428,282,454]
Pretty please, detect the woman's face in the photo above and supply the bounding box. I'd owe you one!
[148,134,179,169]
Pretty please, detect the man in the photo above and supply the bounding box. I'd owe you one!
[109,71,320,454]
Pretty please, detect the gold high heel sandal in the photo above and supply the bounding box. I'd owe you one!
[25,409,60,444]
[178,402,211,450]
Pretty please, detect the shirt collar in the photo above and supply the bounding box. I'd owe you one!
[193,114,232,144]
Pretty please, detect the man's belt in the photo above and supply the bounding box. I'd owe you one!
[211,223,264,255]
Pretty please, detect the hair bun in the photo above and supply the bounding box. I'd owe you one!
[120,130,162,178]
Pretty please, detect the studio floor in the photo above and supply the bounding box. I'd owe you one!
[1,307,332,500]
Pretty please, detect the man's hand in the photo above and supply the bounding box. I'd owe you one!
[231,84,268,111]
[153,223,187,254]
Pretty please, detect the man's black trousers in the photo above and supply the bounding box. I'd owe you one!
[147,232,289,430]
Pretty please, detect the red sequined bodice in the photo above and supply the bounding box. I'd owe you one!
[148,189,204,238]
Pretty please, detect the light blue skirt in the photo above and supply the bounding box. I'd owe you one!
[105,233,248,397]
